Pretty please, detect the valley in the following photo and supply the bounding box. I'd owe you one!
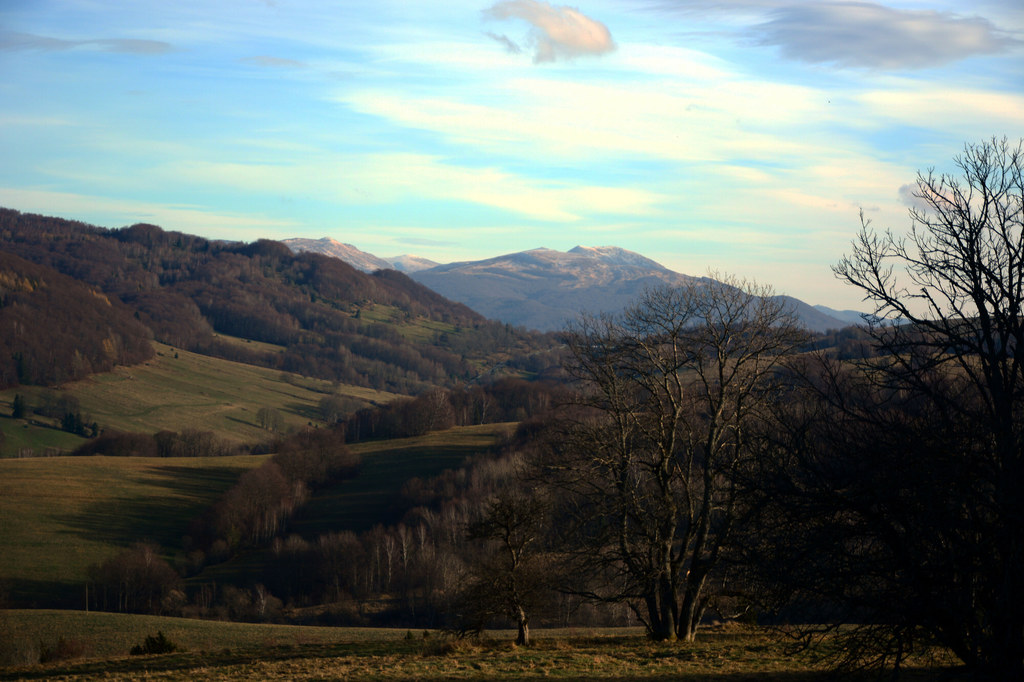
[0,199,1010,678]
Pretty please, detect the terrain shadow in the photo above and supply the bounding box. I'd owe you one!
[3,577,82,610]
[54,464,247,551]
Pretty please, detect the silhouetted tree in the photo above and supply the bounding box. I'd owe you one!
[551,277,805,641]
[756,137,1024,678]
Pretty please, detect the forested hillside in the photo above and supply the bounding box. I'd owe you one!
[0,251,154,387]
[0,209,559,393]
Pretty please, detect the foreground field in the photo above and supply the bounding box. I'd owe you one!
[0,611,961,680]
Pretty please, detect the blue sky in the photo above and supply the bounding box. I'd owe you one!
[1,0,1022,309]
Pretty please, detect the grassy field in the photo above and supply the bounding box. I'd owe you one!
[296,422,515,534]
[358,304,457,344]
[186,423,514,587]
[0,423,512,608]
[0,611,961,680]
[0,454,269,607]
[0,339,399,456]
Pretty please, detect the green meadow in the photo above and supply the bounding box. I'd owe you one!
[0,339,399,456]
[297,422,514,534]
[0,422,511,608]
[0,454,269,607]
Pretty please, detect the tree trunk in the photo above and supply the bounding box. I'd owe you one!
[678,574,706,642]
[645,577,678,642]
[516,607,530,646]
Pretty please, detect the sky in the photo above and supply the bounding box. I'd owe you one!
[1,0,1022,309]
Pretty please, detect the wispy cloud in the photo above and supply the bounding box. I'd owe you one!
[0,30,173,55]
[755,2,1017,69]
[483,0,616,63]
[485,31,523,54]
[160,153,665,223]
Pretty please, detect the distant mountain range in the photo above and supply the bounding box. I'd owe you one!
[282,238,438,273]
[285,239,854,333]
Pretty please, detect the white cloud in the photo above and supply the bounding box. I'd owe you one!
[483,0,616,63]
[342,68,829,165]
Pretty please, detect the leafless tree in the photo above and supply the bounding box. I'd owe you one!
[552,277,805,641]
[822,136,1024,678]
[464,488,550,645]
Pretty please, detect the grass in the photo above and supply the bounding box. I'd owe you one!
[294,422,515,534]
[194,423,515,586]
[0,340,399,455]
[0,454,268,607]
[358,304,458,344]
[0,421,512,607]
[0,612,961,681]
[0,416,84,457]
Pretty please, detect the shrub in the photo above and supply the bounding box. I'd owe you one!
[130,630,179,656]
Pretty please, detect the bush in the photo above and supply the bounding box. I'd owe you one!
[130,630,179,656]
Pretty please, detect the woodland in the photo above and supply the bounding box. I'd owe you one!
[0,138,1022,679]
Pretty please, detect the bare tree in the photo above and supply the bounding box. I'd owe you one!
[822,136,1024,678]
[463,488,550,645]
[552,277,805,641]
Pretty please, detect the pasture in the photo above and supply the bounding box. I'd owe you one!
[0,423,512,608]
[297,422,515,534]
[0,339,399,455]
[0,453,269,608]
[0,611,960,680]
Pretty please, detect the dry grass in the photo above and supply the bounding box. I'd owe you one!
[0,614,962,681]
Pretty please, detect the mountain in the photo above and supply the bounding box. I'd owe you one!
[410,246,849,333]
[284,237,438,273]
[283,237,392,272]
[387,254,440,273]
[406,246,689,332]
[285,238,856,333]
[814,304,869,326]
[0,209,555,393]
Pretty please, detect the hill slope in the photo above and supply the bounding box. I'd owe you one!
[0,209,553,394]
[410,246,694,332]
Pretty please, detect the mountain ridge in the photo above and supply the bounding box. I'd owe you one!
[283,237,438,273]
[285,239,851,333]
